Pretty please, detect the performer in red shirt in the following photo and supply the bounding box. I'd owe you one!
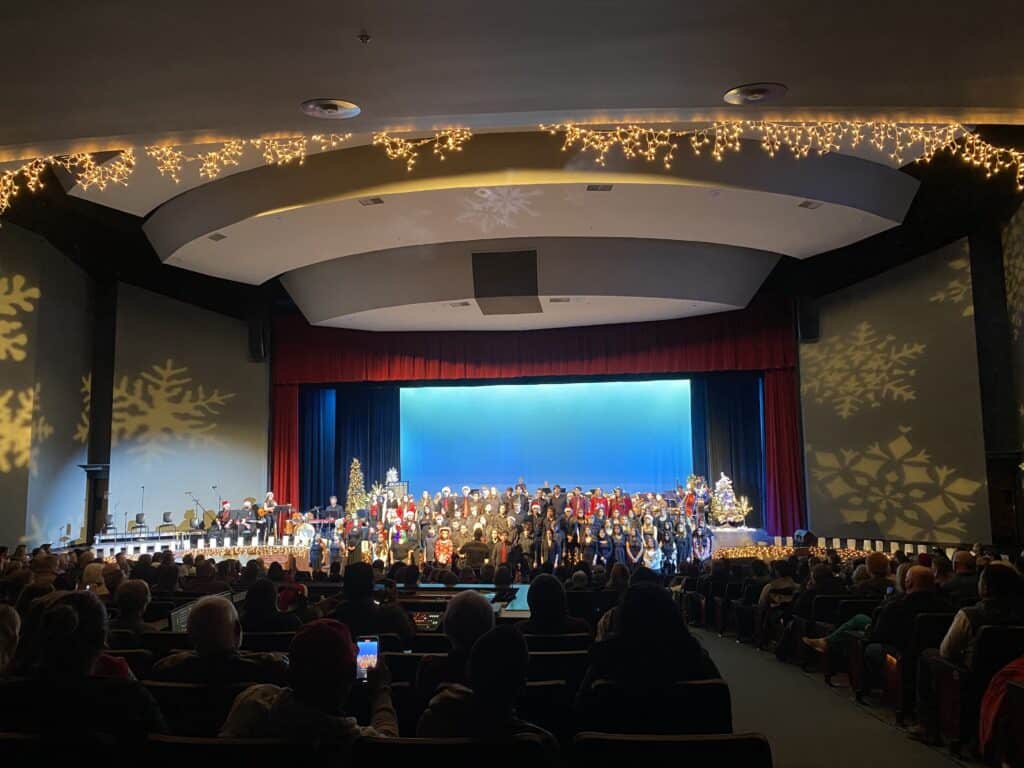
[435,526,454,567]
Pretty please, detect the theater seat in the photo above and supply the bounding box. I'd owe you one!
[522,633,591,651]
[147,734,303,763]
[143,681,254,736]
[411,633,451,653]
[932,625,1024,753]
[880,612,954,722]
[109,648,155,679]
[351,734,556,767]
[575,678,732,735]
[239,631,295,652]
[527,650,589,692]
[141,631,192,659]
[571,732,772,768]
[0,732,41,758]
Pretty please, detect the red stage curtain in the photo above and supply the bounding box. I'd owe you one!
[272,299,795,386]
[763,368,806,536]
[271,384,300,531]
[270,298,805,535]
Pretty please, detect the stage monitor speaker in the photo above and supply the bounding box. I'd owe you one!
[794,529,818,547]
[798,300,820,343]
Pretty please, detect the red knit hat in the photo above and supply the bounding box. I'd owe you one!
[289,619,355,676]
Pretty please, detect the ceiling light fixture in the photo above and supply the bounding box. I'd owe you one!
[723,82,788,106]
[300,98,361,120]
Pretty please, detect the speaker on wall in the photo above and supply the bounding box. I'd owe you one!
[797,299,820,343]
[247,314,269,363]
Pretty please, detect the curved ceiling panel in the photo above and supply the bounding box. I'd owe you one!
[145,132,918,285]
[281,236,779,330]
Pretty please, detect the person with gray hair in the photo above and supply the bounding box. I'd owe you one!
[149,595,288,684]
[415,589,495,700]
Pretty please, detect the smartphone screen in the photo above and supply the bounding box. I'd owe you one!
[356,635,379,681]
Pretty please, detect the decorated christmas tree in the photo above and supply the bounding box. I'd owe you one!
[346,458,368,515]
[711,472,741,526]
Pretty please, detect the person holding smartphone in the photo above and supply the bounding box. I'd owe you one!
[221,619,397,743]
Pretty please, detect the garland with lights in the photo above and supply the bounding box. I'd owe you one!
[713,544,872,563]
[543,121,1024,188]
[2,120,1021,219]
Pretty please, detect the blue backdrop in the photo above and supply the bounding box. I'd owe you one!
[399,379,692,495]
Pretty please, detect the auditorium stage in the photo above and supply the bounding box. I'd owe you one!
[88,525,773,564]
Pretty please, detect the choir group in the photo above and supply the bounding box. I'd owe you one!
[306,482,716,576]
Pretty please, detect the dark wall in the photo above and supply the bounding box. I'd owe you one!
[800,239,989,543]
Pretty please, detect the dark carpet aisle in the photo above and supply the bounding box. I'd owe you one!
[692,629,974,768]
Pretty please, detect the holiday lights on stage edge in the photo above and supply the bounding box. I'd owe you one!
[2,120,1022,218]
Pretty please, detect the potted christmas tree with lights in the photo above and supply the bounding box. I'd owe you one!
[711,472,748,527]
[346,458,368,516]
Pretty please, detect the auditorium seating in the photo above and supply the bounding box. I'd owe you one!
[575,679,732,735]
[931,626,1024,753]
[879,613,955,722]
[239,631,294,652]
[110,648,155,679]
[522,633,591,651]
[571,732,773,768]
[352,734,558,767]
[140,631,192,658]
[147,734,300,763]
[527,650,589,692]
[143,681,254,736]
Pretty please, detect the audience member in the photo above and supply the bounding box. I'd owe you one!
[852,552,893,598]
[0,604,19,671]
[580,582,719,696]
[792,564,847,619]
[417,590,494,700]
[515,574,590,635]
[188,561,232,594]
[221,619,397,745]
[416,625,557,751]
[0,591,165,741]
[939,561,1024,665]
[331,562,415,646]
[151,595,288,684]
[241,578,303,633]
[941,550,979,607]
[108,579,153,642]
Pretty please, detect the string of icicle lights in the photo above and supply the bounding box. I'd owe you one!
[1,121,1021,217]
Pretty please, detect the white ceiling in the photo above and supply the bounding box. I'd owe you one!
[166,180,897,284]
[8,1,1010,331]
[333,296,736,332]
[3,0,1024,162]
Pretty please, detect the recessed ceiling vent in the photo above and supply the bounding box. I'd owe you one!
[358,197,384,207]
[798,199,823,209]
[208,232,227,241]
[548,297,571,303]
[448,301,472,308]
[586,184,613,192]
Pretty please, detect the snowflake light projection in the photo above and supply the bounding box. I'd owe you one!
[74,373,91,444]
[0,385,52,474]
[929,242,974,317]
[806,426,983,540]
[0,274,41,362]
[801,321,926,419]
[455,187,542,234]
[112,360,235,462]
[1003,204,1024,340]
